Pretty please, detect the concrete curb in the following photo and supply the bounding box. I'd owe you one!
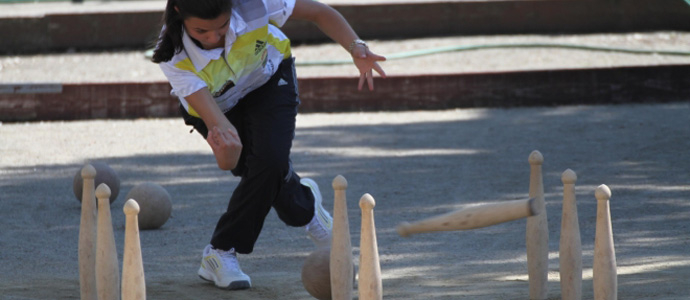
[2,64,689,122]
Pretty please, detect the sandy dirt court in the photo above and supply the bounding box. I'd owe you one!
[1,102,689,299]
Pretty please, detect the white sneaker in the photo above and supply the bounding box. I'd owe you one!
[198,244,251,290]
[301,178,333,248]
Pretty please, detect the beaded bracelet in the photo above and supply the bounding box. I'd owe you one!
[348,39,368,54]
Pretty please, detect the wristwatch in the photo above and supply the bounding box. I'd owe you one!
[349,39,368,54]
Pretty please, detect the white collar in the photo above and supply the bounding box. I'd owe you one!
[182,29,223,71]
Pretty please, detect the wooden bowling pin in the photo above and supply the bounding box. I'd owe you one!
[95,183,120,300]
[593,185,617,300]
[78,164,98,300]
[330,175,353,300]
[122,199,146,300]
[359,193,382,300]
[527,150,549,300]
[397,198,538,237]
[559,169,582,300]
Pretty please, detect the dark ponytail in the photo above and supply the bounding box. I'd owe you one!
[151,0,232,63]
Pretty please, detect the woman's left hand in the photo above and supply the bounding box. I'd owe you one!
[352,46,386,91]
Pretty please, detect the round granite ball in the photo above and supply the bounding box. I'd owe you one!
[302,247,332,300]
[125,182,172,230]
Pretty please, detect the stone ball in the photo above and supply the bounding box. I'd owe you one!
[125,182,172,230]
[302,247,332,300]
[73,162,120,205]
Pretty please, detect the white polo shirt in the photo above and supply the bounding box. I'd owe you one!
[159,0,295,117]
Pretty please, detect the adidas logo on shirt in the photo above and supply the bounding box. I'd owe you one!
[254,40,266,55]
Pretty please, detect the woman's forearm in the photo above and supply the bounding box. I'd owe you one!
[185,88,242,170]
[291,0,360,52]
[290,0,386,90]
[185,88,233,131]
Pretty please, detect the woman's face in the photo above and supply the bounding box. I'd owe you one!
[182,12,231,50]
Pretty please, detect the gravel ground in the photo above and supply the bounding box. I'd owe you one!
[1,103,689,299]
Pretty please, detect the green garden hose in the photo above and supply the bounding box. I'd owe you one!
[294,42,690,66]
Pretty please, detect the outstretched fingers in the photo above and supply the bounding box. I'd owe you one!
[358,70,374,91]
[355,50,386,91]
[373,62,386,78]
